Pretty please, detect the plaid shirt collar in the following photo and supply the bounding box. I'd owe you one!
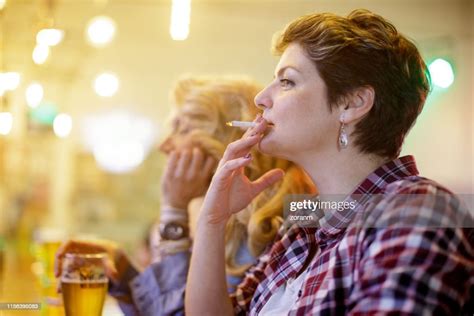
[297,155,419,243]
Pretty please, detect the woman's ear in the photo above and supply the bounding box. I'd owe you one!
[340,86,375,124]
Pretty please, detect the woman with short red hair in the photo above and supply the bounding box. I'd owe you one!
[186,9,474,315]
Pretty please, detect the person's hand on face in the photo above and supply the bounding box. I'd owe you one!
[199,115,285,225]
[161,147,217,210]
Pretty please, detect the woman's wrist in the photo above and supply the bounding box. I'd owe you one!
[153,238,192,262]
[159,205,189,224]
[197,212,228,233]
[160,194,190,210]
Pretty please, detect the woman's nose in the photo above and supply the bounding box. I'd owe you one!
[254,85,273,110]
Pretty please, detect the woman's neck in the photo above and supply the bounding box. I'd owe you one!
[297,148,389,196]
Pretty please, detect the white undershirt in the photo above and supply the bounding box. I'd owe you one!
[259,267,309,315]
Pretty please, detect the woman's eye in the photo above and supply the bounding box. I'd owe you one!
[280,79,294,88]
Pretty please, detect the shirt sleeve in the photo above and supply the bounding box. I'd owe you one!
[230,250,272,315]
[230,224,289,315]
[109,251,191,316]
[108,257,141,316]
[130,251,190,316]
[348,185,474,315]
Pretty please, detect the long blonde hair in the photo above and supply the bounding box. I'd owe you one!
[170,75,316,277]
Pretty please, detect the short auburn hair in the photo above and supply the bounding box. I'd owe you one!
[273,9,431,159]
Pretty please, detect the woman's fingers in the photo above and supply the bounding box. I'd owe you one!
[54,240,108,278]
[55,241,118,293]
[203,155,217,177]
[220,117,268,165]
[175,149,192,178]
[103,257,119,282]
[251,169,285,195]
[241,114,262,137]
[163,151,179,181]
[188,148,204,180]
[221,134,261,163]
[216,156,253,180]
[242,115,268,137]
[54,240,85,277]
[249,117,268,136]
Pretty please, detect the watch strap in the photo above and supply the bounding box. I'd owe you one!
[160,205,188,223]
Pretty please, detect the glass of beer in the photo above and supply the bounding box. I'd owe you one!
[0,236,4,298]
[33,228,67,315]
[60,253,108,316]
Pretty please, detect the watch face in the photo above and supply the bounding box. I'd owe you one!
[161,222,188,240]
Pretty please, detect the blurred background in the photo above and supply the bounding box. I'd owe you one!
[0,0,472,314]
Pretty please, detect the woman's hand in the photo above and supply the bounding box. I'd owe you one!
[161,148,216,210]
[185,116,284,315]
[54,239,128,284]
[200,117,285,225]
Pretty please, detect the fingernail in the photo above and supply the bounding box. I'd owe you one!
[244,153,251,159]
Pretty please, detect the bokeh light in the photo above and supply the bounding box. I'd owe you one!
[0,72,21,91]
[32,44,50,64]
[36,28,64,46]
[170,0,191,40]
[25,82,44,108]
[86,16,116,47]
[93,73,119,97]
[53,113,73,138]
[429,58,454,89]
[0,112,13,135]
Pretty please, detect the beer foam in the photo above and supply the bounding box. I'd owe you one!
[34,228,67,243]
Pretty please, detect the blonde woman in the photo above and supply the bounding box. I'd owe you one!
[55,75,315,316]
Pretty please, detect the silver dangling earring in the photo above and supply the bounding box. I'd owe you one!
[338,112,348,149]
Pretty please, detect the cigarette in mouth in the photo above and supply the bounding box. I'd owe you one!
[225,121,257,129]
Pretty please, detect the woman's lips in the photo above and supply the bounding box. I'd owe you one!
[263,123,274,136]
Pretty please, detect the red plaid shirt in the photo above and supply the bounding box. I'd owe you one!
[231,155,474,315]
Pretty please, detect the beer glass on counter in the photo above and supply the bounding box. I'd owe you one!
[60,253,108,316]
[0,236,4,298]
[33,228,66,315]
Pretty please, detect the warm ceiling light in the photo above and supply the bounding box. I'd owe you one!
[86,16,116,47]
[93,73,119,97]
[0,112,13,135]
[0,72,21,91]
[32,44,50,64]
[170,0,191,40]
[53,113,73,138]
[36,28,64,46]
[81,110,156,174]
[0,0,6,10]
[25,82,44,108]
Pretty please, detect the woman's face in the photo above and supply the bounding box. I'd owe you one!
[254,43,340,162]
[159,103,214,154]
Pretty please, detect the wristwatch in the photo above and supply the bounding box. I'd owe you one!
[159,221,189,241]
